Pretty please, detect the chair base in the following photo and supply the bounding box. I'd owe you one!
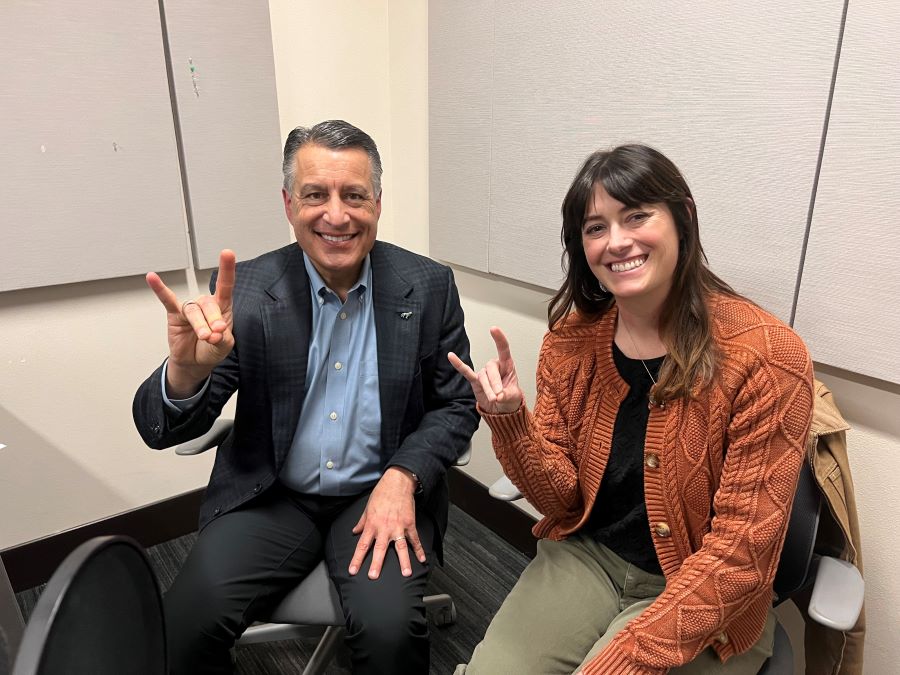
[236,593,458,675]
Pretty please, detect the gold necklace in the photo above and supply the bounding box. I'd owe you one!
[618,314,665,409]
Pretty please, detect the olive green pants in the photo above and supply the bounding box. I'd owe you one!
[456,536,775,675]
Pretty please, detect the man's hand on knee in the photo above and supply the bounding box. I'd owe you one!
[349,468,426,579]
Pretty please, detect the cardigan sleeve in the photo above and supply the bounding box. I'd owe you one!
[583,331,814,674]
[481,332,584,521]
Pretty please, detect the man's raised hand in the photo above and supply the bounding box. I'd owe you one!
[146,249,236,398]
[448,326,524,415]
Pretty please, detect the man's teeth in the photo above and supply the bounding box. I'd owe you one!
[610,257,647,273]
[321,233,353,243]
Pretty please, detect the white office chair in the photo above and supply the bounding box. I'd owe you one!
[175,419,465,674]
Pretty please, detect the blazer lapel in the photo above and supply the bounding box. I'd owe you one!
[261,246,311,464]
[371,243,421,453]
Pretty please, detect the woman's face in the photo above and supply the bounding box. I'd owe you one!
[581,182,680,310]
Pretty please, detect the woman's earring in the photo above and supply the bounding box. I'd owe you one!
[598,281,608,294]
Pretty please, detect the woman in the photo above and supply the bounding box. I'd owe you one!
[449,145,814,674]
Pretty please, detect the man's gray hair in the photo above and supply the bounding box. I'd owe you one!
[282,120,383,196]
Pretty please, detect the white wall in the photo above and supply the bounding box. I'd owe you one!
[2,1,897,671]
[0,0,402,551]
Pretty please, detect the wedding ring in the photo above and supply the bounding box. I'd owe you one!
[393,536,406,542]
[181,300,199,314]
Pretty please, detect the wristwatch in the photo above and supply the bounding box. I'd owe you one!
[408,470,424,495]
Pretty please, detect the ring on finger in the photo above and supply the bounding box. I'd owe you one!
[181,300,199,314]
[393,536,406,542]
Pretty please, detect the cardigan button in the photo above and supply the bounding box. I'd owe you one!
[654,522,671,538]
[715,632,729,645]
[645,453,659,469]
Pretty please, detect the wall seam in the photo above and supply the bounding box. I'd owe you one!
[790,0,850,326]
[157,0,200,279]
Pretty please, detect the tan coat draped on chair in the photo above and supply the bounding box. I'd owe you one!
[796,380,865,675]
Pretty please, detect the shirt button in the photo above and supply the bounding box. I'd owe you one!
[326,460,335,470]
[654,522,671,538]
[329,411,338,421]
[334,361,342,370]
[317,296,324,305]
[213,507,221,516]
[339,312,347,320]
[645,453,659,469]
[253,483,262,493]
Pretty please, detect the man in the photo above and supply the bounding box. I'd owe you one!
[133,120,479,674]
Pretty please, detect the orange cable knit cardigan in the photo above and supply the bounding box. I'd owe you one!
[482,295,814,674]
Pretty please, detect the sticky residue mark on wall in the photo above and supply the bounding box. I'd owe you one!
[189,57,200,98]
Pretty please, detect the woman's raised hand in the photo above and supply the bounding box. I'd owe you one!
[145,249,236,398]
[448,327,524,414]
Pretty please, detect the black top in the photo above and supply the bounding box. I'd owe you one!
[585,342,664,575]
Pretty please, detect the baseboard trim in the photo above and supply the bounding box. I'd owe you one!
[1,487,205,592]
[448,468,538,558]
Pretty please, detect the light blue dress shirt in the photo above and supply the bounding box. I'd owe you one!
[280,253,382,494]
[162,252,383,496]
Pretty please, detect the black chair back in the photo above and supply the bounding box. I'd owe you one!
[772,459,822,603]
[1,624,10,675]
[11,536,165,675]
[755,459,824,675]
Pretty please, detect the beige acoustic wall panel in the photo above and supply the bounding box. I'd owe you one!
[0,0,187,292]
[429,0,843,319]
[794,0,900,384]
[429,0,494,272]
[485,0,844,320]
[162,0,287,270]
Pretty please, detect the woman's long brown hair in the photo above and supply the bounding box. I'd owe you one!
[548,144,741,401]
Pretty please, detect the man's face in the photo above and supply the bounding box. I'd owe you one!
[282,143,381,297]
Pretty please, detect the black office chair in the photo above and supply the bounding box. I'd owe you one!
[11,536,165,675]
[490,459,864,674]
[757,459,863,673]
[1,625,10,675]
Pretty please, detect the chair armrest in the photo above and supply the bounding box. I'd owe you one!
[488,475,522,501]
[174,418,234,456]
[454,444,472,467]
[807,556,865,631]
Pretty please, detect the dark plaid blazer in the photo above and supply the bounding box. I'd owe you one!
[133,241,479,544]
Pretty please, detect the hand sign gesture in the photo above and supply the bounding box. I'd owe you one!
[448,327,524,414]
[145,249,236,398]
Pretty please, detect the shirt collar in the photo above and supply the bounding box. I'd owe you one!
[302,252,371,301]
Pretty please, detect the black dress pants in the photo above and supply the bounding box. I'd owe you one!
[164,483,435,675]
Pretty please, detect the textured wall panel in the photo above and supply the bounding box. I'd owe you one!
[162,0,287,270]
[429,0,494,272]
[0,0,187,292]
[794,0,900,384]
[485,0,843,321]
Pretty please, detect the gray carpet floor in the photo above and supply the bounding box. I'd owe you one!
[16,504,530,675]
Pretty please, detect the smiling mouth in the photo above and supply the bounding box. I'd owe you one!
[319,233,355,243]
[609,256,647,273]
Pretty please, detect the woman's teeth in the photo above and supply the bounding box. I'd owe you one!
[610,256,647,273]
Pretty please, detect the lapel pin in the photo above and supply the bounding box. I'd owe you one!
[399,311,413,320]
